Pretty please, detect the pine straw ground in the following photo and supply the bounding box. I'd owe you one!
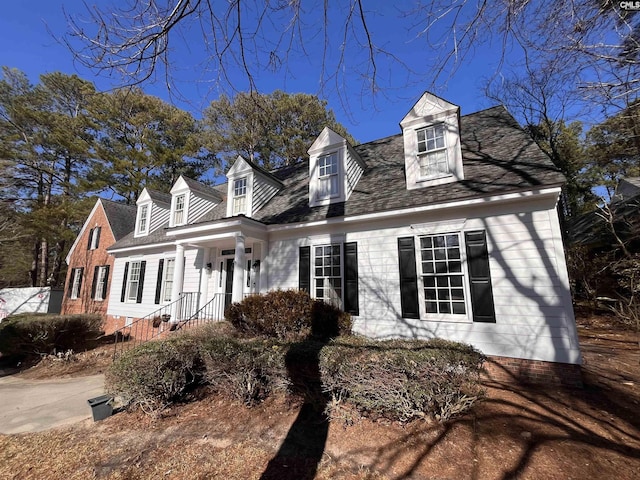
[0,314,638,480]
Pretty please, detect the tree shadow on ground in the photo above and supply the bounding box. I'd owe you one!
[260,334,332,479]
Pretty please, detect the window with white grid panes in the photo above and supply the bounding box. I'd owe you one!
[317,153,338,199]
[94,266,108,300]
[137,205,148,234]
[314,244,342,308]
[71,268,82,299]
[233,177,247,215]
[126,261,142,302]
[419,233,466,315]
[173,194,185,225]
[416,124,449,178]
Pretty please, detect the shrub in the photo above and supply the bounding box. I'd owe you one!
[106,335,203,414]
[319,337,485,422]
[199,335,288,405]
[225,289,352,340]
[107,321,483,422]
[0,313,103,361]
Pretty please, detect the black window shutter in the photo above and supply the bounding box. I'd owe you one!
[343,242,359,315]
[398,237,419,319]
[86,228,93,250]
[136,261,146,303]
[77,268,84,296]
[91,266,99,299]
[299,246,311,294]
[95,227,101,249]
[102,265,110,300]
[465,231,496,323]
[155,259,164,304]
[121,262,129,302]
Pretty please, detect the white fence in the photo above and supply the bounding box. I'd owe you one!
[0,287,63,321]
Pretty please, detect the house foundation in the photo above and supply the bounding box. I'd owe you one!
[483,355,583,388]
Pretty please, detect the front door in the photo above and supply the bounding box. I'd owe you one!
[224,258,234,309]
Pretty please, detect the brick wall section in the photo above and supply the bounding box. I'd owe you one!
[483,355,583,388]
[61,202,115,319]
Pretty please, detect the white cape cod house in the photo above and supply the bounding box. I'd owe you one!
[104,92,582,374]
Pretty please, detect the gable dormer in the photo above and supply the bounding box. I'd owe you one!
[400,92,464,190]
[308,127,365,208]
[170,175,222,227]
[134,188,171,237]
[226,156,283,218]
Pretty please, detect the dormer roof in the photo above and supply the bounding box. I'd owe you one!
[144,189,172,206]
[227,156,285,187]
[173,175,224,202]
[400,92,460,127]
[308,127,348,154]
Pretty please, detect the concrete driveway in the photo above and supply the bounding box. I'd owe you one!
[0,374,105,434]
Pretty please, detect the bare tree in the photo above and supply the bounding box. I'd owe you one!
[63,1,639,109]
[63,0,408,112]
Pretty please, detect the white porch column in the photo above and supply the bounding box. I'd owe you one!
[199,247,212,310]
[232,235,246,303]
[258,241,269,293]
[170,243,185,321]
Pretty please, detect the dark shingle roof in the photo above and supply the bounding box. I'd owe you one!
[254,106,563,224]
[147,189,172,205]
[100,199,136,241]
[182,176,223,201]
[110,105,564,250]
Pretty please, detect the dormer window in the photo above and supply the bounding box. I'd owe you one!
[173,194,186,225]
[317,153,339,199]
[233,177,247,215]
[400,92,464,190]
[417,124,449,178]
[137,205,149,235]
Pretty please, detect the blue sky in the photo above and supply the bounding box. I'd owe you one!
[0,1,515,143]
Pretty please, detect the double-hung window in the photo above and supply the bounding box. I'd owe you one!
[317,153,338,199]
[94,266,109,300]
[126,261,142,302]
[398,230,494,322]
[138,205,149,234]
[419,233,466,315]
[70,268,83,299]
[233,178,247,215]
[161,259,175,303]
[173,194,186,225]
[88,227,101,250]
[314,244,342,308]
[416,124,449,178]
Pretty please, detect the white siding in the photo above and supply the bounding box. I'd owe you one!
[266,198,581,364]
[345,148,364,200]
[188,192,217,224]
[109,192,581,365]
[149,203,170,233]
[107,246,203,319]
[252,177,279,215]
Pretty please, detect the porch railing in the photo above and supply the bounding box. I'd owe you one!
[112,292,200,358]
[173,293,231,332]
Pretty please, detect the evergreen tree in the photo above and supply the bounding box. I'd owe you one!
[201,91,356,171]
[585,101,640,199]
[88,87,208,203]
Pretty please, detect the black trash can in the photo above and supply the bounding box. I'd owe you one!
[87,395,113,421]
